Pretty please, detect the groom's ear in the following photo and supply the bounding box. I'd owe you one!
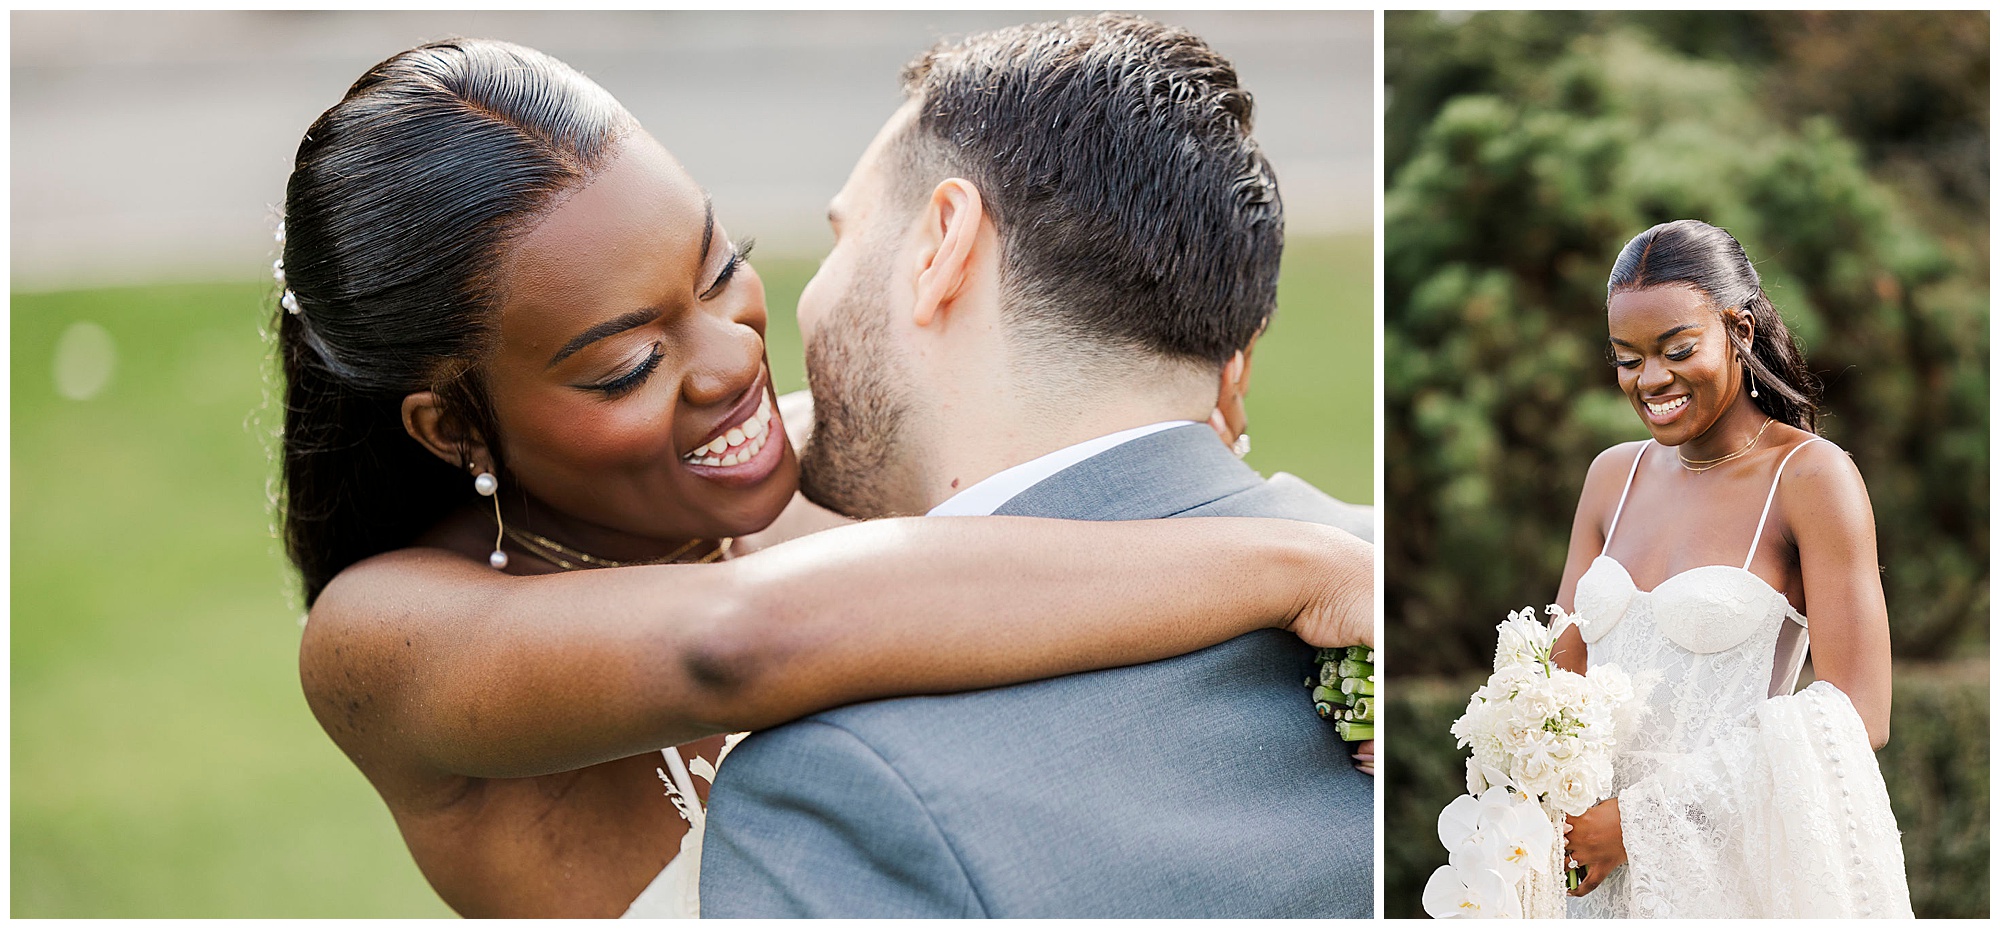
[909,178,987,330]
[1234,333,1261,398]
[1222,330,1263,406]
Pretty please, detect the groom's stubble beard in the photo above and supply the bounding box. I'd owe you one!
[797,258,927,519]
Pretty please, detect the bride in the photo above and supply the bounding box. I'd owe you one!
[1549,220,1912,918]
[279,39,1371,918]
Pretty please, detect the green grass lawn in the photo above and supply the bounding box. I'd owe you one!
[9,234,1372,916]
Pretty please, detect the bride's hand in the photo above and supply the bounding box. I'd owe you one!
[1352,739,1374,776]
[1563,797,1625,896]
[1282,527,1374,649]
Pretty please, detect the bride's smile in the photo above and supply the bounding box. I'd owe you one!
[1606,284,1761,460]
[680,381,783,479]
[1640,394,1686,422]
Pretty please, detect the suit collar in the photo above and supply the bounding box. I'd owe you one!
[992,423,1263,520]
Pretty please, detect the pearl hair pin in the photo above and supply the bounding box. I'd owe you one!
[274,219,299,315]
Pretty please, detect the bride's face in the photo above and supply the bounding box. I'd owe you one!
[475,132,798,546]
[1607,284,1750,447]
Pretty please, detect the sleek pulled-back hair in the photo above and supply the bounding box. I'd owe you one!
[278,39,636,605]
[1607,220,1822,432]
[892,12,1283,367]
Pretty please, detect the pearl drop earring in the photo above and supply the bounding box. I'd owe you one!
[474,468,508,569]
[1747,369,1760,399]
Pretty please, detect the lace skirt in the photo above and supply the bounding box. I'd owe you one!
[1567,682,1912,918]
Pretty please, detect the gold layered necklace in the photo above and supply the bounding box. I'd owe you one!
[1677,417,1776,474]
[501,525,733,571]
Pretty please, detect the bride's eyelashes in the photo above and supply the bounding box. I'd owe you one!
[699,238,756,301]
[589,343,665,399]
[1608,344,1696,369]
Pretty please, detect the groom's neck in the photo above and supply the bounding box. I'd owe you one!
[910,353,1216,512]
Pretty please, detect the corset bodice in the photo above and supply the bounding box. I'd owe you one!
[1577,437,1821,790]
[1579,554,1802,774]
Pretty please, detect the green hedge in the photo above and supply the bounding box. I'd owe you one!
[1385,663,1990,918]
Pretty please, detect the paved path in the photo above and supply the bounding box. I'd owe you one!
[11,10,1372,291]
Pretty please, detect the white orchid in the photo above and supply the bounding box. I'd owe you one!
[1470,788,1554,881]
[1423,863,1522,919]
[1437,793,1484,850]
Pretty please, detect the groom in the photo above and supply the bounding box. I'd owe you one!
[701,14,1373,917]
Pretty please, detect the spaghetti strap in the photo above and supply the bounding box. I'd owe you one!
[1603,440,1651,548]
[1745,437,1824,568]
[659,747,704,829]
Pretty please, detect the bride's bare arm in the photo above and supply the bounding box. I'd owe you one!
[1781,442,1892,748]
[302,516,1370,781]
[1551,442,1643,675]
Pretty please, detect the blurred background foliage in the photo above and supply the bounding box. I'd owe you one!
[1383,11,1988,918]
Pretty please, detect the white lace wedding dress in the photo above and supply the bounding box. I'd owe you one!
[621,735,746,919]
[1568,438,1913,919]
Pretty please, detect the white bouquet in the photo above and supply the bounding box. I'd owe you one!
[1423,606,1634,919]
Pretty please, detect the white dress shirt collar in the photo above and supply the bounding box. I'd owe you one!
[925,420,1199,517]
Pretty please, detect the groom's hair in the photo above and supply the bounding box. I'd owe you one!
[890,13,1283,368]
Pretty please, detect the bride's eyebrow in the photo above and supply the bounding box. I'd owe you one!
[548,308,661,368]
[1609,323,1700,349]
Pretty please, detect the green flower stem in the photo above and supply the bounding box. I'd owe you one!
[1311,645,1377,741]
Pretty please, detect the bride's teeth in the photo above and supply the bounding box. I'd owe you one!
[683,392,778,466]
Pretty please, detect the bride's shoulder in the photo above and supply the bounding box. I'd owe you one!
[1582,439,1650,485]
[1566,440,1650,523]
[1590,438,1651,464]
[1770,431,1874,542]
[1773,431,1867,503]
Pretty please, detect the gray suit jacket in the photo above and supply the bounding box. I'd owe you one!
[701,424,1374,917]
